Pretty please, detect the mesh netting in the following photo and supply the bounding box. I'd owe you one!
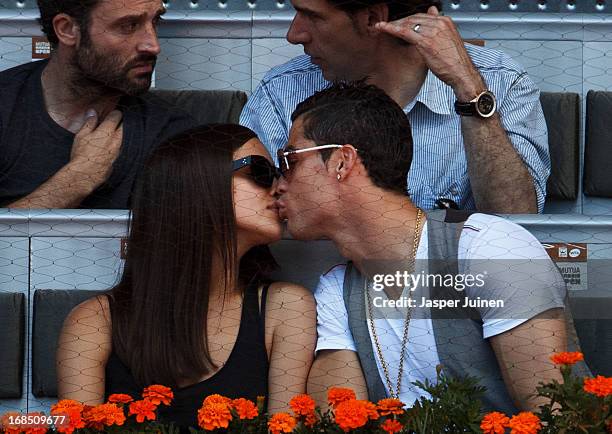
[0,0,611,428]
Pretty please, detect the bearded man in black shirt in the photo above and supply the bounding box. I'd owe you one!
[0,0,196,208]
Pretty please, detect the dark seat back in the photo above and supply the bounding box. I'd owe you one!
[149,89,247,125]
[32,289,105,397]
[569,297,612,376]
[584,91,612,197]
[540,91,580,201]
[269,239,344,292]
[0,292,25,398]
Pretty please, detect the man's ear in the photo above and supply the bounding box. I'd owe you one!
[365,3,389,32]
[350,3,388,36]
[335,145,359,180]
[52,13,81,47]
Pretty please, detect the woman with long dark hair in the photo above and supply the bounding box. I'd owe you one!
[56,124,316,428]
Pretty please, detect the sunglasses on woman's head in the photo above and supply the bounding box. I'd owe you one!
[232,155,281,188]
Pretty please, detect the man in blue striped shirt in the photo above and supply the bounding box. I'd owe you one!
[240,0,550,213]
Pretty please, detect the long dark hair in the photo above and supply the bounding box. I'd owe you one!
[110,124,277,388]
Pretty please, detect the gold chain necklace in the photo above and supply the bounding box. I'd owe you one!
[365,208,423,399]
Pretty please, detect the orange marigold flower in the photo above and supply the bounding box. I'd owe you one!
[23,418,49,434]
[327,388,357,408]
[481,412,510,434]
[583,376,612,398]
[142,385,174,406]
[231,398,258,420]
[550,352,584,366]
[198,403,233,431]
[377,398,405,416]
[1,412,23,434]
[25,429,49,434]
[107,394,134,405]
[381,419,403,434]
[83,403,126,430]
[289,394,316,417]
[203,394,232,408]
[24,428,49,434]
[305,412,317,428]
[362,401,379,420]
[268,413,297,434]
[334,400,371,432]
[51,399,86,434]
[129,399,157,423]
[507,412,541,434]
[22,412,49,434]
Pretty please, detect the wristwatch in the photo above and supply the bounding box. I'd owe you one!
[454,90,497,118]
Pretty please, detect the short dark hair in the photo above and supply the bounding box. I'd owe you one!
[328,0,442,21]
[37,0,100,47]
[291,81,413,196]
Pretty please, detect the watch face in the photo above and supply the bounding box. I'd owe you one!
[476,92,496,117]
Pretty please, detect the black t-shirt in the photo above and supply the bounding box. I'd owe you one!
[0,60,197,208]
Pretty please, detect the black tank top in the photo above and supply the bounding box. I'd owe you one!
[104,281,270,430]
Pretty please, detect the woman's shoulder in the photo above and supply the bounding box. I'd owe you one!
[264,281,316,320]
[58,294,113,376]
[266,281,315,304]
[57,294,113,403]
[64,294,112,330]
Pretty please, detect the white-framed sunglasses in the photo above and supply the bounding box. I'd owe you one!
[277,144,349,178]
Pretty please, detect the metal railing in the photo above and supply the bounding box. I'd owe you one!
[1,0,611,13]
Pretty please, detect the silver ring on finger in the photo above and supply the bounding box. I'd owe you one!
[413,23,421,33]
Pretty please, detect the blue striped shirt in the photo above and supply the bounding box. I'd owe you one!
[240,44,550,212]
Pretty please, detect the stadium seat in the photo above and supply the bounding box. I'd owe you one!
[540,92,580,201]
[269,239,344,291]
[569,297,612,376]
[584,91,612,197]
[31,289,105,398]
[0,292,25,398]
[149,89,248,125]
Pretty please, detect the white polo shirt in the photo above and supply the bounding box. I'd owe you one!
[314,213,566,405]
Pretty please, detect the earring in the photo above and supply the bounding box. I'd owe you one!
[337,174,341,181]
